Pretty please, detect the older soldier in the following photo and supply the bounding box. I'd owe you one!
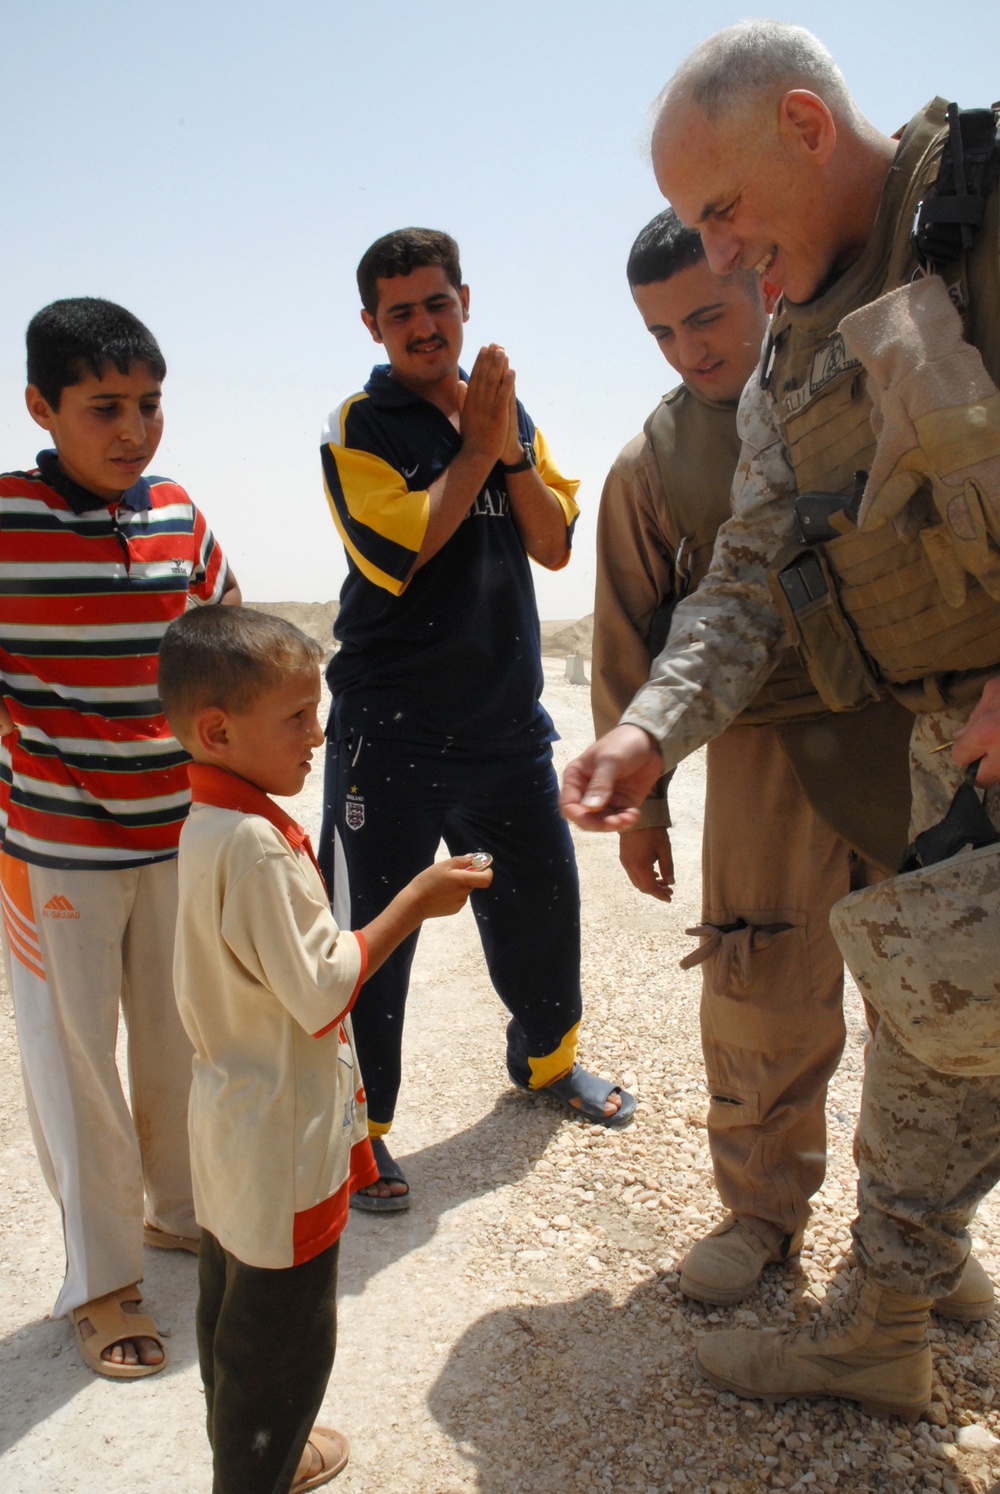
[594,208,912,1305]
[564,21,1000,1418]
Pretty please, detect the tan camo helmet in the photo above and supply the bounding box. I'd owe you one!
[831,840,1000,1075]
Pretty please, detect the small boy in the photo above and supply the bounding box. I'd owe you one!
[0,297,238,1376]
[158,604,491,1494]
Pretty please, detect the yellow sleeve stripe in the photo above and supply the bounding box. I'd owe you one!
[327,443,430,553]
[531,426,580,571]
[320,391,431,595]
[534,426,581,527]
[322,471,411,596]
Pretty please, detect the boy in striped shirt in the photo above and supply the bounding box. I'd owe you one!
[0,297,239,1377]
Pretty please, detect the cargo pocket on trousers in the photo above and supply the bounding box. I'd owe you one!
[683,915,810,1051]
[704,1078,763,1129]
[681,916,802,995]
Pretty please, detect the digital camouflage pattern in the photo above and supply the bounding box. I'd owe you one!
[623,420,1000,1285]
[617,98,1000,1294]
[832,702,1000,1075]
[909,703,1000,833]
[832,841,1000,1075]
[839,707,1000,1292]
[854,1020,1000,1296]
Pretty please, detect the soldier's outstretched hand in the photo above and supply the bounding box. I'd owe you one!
[561,725,664,831]
[953,675,1000,786]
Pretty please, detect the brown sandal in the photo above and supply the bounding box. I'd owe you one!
[71,1284,166,1379]
[291,1426,350,1491]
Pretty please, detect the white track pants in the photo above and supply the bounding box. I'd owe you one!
[0,853,195,1316]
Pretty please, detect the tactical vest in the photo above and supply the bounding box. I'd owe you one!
[646,385,913,870]
[767,98,1000,711]
[644,385,740,591]
[645,388,827,723]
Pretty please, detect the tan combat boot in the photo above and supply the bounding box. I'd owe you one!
[679,1214,805,1306]
[696,1274,933,1420]
[935,1253,996,1323]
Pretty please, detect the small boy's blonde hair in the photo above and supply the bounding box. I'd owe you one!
[159,606,323,732]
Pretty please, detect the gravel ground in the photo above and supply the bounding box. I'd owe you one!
[2,656,1000,1493]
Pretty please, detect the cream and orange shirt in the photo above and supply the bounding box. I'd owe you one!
[173,763,377,1268]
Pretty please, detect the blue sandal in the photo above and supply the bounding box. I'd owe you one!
[351,1136,411,1212]
[512,1063,637,1129]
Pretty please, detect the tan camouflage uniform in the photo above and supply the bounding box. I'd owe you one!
[849,707,1000,1295]
[622,100,1000,1296]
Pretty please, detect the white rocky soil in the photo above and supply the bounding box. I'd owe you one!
[3,655,1000,1493]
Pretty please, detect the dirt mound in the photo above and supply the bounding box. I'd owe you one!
[540,614,593,659]
[248,603,593,662]
[246,600,339,653]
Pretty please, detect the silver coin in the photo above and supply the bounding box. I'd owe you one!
[468,852,492,871]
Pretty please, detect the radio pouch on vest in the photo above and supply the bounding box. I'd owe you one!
[912,103,1000,267]
[769,541,883,712]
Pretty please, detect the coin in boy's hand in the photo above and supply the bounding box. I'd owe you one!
[467,852,492,871]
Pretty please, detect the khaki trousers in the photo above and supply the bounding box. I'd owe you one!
[0,853,196,1316]
[697,723,853,1236]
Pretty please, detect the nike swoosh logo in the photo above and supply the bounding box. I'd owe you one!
[402,464,419,480]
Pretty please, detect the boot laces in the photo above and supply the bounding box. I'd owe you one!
[785,1297,857,1345]
[805,1315,851,1345]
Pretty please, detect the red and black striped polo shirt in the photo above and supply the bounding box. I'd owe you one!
[0,452,228,870]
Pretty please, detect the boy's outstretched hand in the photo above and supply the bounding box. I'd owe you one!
[360,855,493,981]
[408,854,494,919]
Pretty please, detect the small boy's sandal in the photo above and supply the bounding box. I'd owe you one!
[292,1426,350,1491]
[512,1063,637,1128]
[71,1284,166,1379]
[143,1222,201,1253]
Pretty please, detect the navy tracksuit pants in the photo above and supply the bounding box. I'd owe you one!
[318,733,582,1129]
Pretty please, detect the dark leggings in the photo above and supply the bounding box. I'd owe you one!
[320,735,582,1126]
[197,1231,339,1494]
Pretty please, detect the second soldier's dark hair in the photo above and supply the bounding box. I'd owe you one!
[26,297,166,409]
[626,208,706,288]
[357,228,463,316]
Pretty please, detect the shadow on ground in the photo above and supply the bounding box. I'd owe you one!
[428,1266,994,1494]
[0,1089,562,1458]
[338,1091,563,1300]
[0,1246,201,1457]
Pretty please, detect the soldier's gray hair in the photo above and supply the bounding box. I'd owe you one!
[658,20,858,127]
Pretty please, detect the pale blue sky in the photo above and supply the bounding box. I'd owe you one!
[2,1,997,615]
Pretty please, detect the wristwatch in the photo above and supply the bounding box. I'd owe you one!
[502,441,537,474]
